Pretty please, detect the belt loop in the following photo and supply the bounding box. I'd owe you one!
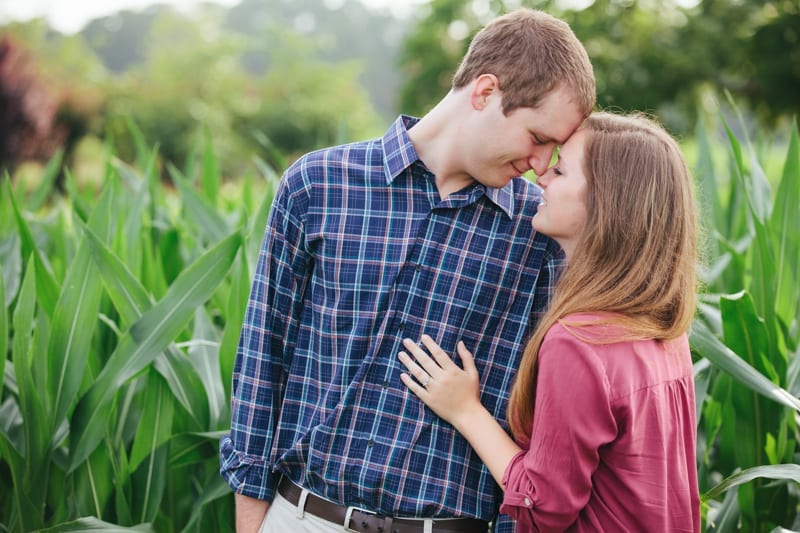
[295,488,310,519]
[423,518,433,533]
[343,506,356,532]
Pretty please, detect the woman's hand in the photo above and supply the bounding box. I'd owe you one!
[398,335,482,426]
[399,334,522,489]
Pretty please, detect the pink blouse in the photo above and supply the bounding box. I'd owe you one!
[500,313,700,532]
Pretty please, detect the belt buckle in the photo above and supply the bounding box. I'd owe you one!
[343,505,376,533]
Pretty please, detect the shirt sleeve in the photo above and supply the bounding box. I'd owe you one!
[219,162,312,501]
[500,328,617,531]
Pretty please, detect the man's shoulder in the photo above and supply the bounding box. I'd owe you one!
[291,138,382,169]
[281,137,386,192]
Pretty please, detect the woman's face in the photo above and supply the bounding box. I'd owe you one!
[532,128,590,259]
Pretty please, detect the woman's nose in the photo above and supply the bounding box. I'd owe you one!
[537,167,553,187]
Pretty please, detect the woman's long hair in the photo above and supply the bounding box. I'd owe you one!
[508,111,699,440]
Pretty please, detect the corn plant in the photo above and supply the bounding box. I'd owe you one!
[0,128,277,532]
[691,105,800,531]
[2,110,799,532]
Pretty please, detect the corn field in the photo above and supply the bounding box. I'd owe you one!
[1,112,799,532]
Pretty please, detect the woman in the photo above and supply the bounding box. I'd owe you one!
[398,112,700,532]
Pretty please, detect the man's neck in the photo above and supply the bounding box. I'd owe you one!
[407,92,475,200]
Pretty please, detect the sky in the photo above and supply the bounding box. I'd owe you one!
[0,0,430,34]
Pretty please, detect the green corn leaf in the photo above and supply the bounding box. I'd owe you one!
[69,231,241,470]
[0,428,40,532]
[158,228,183,284]
[83,224,206,426]
[0,233,22,307]
[246,172,276,268]
[25,149,63,213]
[220,247,249,400]
[47,184,115,430]
[188,307,224,428]
[36,517,154,532]
[141,228,168,300]
[201,128,220,205]
[5,179,60,318]
[72,445,115,519]
[704,487,741,532]
[125,117,158,175]
[181,136,199,185]
[768,120,800,327]
[691,319,800,412]
[241,169,255,217]
[113,431,133,525]
[179,474,232,532]
[152,347,208,428]
[748,216,780,328]
[129,369,174,474]
[82,222,152,325]
[173,174,228,245]
[723,92,772,223]
[694,116,723,244]
[252,134,286,173]
[12,258,49,530]
[168,431,226,468]
[0,268,6,393]
[118,163,149,273]
[720,291,783,385]
[702,464,800,502]
[63,168,91,223]
[131,429,168,524]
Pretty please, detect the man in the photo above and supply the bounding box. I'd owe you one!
[220,8,595,533]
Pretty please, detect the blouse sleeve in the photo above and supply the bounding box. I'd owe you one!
[500,327,618,532]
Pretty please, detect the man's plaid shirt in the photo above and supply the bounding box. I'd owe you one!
[220,115,562,531]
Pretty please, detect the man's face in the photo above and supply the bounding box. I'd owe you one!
[464,87,584,189]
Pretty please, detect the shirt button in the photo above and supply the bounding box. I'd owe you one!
[415,264,423,272]
[398,322,405,331]
[382,381,389,388]
[524,497,532,507]
[367,439,375,447]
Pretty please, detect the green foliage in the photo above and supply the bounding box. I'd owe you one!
[398,0,800,132]
[1,105,799,530]
[2,3,385,181]
[0,133,277,531]
[691,103,800,530]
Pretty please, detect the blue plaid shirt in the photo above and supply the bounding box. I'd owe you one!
[220,115,562,531]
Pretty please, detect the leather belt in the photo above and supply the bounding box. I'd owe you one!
[277,478,489,533]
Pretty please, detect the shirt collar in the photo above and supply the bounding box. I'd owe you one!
[381,114,516,218]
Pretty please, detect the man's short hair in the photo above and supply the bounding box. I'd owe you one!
[452,9,595,117]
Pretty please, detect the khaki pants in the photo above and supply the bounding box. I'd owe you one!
[259,491,341,532]
[259,489,435,533]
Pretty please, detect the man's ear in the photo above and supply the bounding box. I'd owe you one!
[470,74,500,111]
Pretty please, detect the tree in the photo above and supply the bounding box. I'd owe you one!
[397,0,800,132]
[0,34,61,172]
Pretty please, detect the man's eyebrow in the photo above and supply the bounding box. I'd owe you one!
[539,133,563,145]
[554,133,574,145]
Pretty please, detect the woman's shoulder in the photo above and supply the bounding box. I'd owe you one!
[546,312,629,343]
[545,313,692,395]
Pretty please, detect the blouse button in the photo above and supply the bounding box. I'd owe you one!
[524,497,532,507]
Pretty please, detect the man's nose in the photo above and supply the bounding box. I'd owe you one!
[529,145,556,177]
